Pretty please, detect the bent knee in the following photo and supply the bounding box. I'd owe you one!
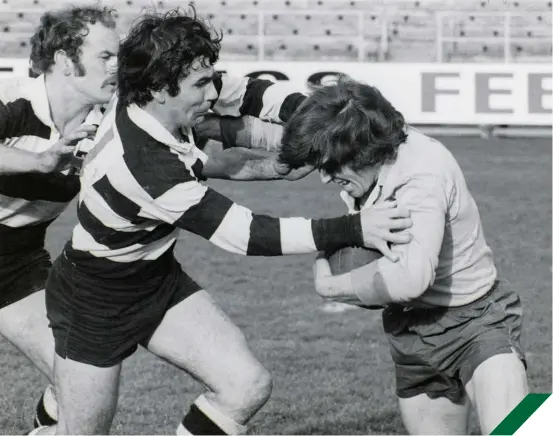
[245,365,273,405]
[220,363,273,411]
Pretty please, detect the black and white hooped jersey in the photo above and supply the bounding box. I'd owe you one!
[66,74,361,279]
[0,75,102,254]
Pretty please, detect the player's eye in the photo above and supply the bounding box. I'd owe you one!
[195,79,212,88]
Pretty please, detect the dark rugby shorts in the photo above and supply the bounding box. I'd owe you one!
[0,248,51,310]
[382,280,526,404]
[46,252,201,367]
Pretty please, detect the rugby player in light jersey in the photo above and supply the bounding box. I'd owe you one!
[277,76,528,435]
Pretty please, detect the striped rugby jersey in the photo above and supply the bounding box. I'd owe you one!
[65,75,363,278]
[0,75,102,255]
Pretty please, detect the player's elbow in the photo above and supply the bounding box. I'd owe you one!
[314,276,338,300]
[389,259,436,303]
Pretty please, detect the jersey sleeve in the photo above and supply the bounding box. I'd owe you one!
[0,96,44,143]
[352,174,449,305]
[211,74,307,124]
[137,161,364,256]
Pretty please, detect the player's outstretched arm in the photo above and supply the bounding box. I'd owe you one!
[197,115,313,180]
[202,147,314,181]
[146,178,412,256]
[202,148,280,181]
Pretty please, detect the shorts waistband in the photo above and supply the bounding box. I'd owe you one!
[393,280,500,315]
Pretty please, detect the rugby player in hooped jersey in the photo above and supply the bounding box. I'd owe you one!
[0,4,315,431]
[278,76,529,435]
[35,9,413,436]
[1,3,346,430]
[0,5,119,429]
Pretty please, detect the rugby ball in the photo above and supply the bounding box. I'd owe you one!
[325,246,384,310]
[326,246,382,275]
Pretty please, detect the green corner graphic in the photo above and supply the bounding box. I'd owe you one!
[490,393,551,435]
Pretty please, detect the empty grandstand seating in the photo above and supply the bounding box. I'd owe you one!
[512,40,553,60]
[216,35,259,61]
[443,40,506,62]
[362,13,384,39]
[104,0,154,13]
[0,0,550,63]
[264,12,359,37]
[511,12,552,38]
[157,0,309,11]
[387,11,436,41]
[0,10,42,33]
[444,14,507,38]
[0,33,32,58]
[1,0,77,9]
[386,41,436,62]
[305,0,381,10]
[208,12,259,36]
[265,36,361,60]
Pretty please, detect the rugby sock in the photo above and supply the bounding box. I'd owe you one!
[176,395,247,435]
[27,425,51,435]
[33,385,58,428]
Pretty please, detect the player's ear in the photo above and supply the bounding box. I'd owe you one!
[151,89,166,104]
[54,50,72,76]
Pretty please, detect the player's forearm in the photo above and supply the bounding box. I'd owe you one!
[234,158,282,181]
[206,206,364,256]
[244,214,364,256]
[203,149,284,181]
[178,188,364,256]
[349,254,434,306]
[0,145,53,174]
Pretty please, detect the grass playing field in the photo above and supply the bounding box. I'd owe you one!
[0,135,551,435]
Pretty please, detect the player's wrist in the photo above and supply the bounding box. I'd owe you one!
[34,152,56,173]
[269,158,288,179]
[311,213,363,252]
[345,213,364,248]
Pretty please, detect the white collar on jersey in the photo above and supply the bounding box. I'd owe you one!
[339,159,393,212]
[338,127,413,211]
[25,74,104,134]
[26,74,55,129]
[126,103,194,154]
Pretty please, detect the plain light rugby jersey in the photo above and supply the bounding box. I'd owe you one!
[340,127,497,308]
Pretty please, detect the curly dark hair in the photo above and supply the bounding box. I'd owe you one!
[279,76,408,174]
[30,5,117,76]
[117,7,222,107]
